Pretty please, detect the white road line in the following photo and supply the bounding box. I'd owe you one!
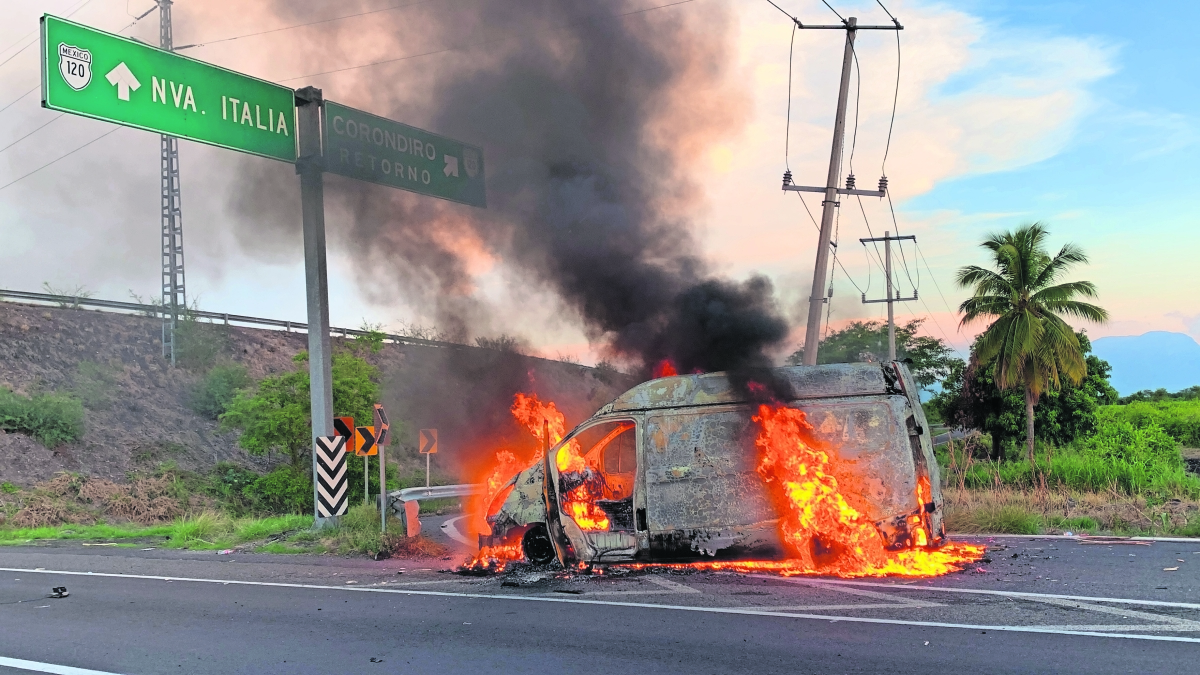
[0,655,123,675]
[1020,596,1200,631]
[742,603,940,611]
[540,575,701,597]
[762,575,1200,610]
[4,567,1200,644]
[440,516,474,546]
[791,579,942,608]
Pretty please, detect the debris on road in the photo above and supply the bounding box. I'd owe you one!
[49,586,68,598]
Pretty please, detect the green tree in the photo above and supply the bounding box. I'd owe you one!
[955,223,1108,463]
[932,332,1117,459]
[220,347,381,468]
[788,318,962,392]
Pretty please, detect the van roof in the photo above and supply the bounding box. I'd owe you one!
[595,362,897,414]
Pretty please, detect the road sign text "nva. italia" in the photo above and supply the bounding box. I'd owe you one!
[41,14,296,162]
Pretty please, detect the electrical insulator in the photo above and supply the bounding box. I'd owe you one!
[878,176,888,194]
[845,173,856,190]
[782,170,793,187]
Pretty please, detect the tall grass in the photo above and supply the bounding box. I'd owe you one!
[1101,400,1200,447]
[958,453,1200,500]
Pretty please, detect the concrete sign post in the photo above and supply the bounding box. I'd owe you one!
[295,86,335,526]
[41,14,296,162]
[323,101,485,207]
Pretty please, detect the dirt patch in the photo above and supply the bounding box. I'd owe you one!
[5,472,184,527]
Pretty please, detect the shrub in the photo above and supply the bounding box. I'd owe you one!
[1085,419,1181,469]
[189,364,251,419]
[243,467,312,515]
[1099,401,1200,448]
[221,351,379,468]
[174,313,231,371]
[0,388,85,447]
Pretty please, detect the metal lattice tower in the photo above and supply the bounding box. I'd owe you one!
[158,0,186,365]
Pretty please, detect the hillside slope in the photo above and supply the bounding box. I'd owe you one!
[1091,331,1200,395]
[0,302,632,486]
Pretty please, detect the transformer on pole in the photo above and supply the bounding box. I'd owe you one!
[158,0,186,365]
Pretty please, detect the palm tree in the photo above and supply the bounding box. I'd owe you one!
[955,223,1108,465]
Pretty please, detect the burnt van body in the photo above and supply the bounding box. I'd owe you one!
[482,361,945,566]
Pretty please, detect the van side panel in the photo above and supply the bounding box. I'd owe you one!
[642,407,779,557]
[796,398,917,522]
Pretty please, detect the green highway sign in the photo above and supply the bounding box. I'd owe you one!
[41,14,296,162]
[323,101,485,208]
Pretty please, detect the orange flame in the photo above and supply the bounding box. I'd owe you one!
[748,403,982,577]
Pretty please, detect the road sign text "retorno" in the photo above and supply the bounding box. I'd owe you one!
[41,14,296,162]
[323,101,485,207]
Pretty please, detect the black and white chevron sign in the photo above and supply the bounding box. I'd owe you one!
[315,435,348,517]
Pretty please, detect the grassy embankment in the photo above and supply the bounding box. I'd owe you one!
[939,400,1200,536]
[0,465,457,557]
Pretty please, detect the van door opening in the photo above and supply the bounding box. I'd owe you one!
[554,419,640,560]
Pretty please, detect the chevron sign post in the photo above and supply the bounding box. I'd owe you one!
[373,404,390,533]
[315,436,348,518]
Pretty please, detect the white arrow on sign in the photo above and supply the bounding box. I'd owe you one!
[104,62,140,101]
[443,154,459,178]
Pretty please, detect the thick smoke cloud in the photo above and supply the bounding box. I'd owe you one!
[233,0,790,379]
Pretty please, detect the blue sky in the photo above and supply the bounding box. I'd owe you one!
[903,0,1200,342]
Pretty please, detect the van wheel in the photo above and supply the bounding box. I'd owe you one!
[522,523,555,565]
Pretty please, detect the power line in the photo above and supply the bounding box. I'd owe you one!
[0,127,120,193]
[0,0,100,71]
[795,192,820,232]
[765,0,795,21]
[913,240,966,359]
[0,86,38,117]
[819,1,846,22]
[883,189,918,291]
[174,0,442,51]
[846,42,861,173]
[278,0,696,82]
[784,22,797,169]
[0,114,63,155]
[878,1,900,175]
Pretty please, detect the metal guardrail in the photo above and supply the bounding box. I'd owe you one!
[0,287,469,350]
[389,484,485,505]
[388,484,485,539]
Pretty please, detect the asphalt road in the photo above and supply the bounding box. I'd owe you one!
[1,533,1198,675]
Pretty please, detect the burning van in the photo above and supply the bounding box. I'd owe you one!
[480,361,946,568]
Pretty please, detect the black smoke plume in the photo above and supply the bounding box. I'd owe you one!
[234,0,791,382]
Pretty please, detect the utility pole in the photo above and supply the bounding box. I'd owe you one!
[860,231,916,361]
[778,13,902,365]
[158,0,186,366]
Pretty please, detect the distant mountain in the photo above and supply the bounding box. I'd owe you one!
[1091,331,1200,396]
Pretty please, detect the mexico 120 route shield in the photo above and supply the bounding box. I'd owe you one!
[40,14,296,162]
